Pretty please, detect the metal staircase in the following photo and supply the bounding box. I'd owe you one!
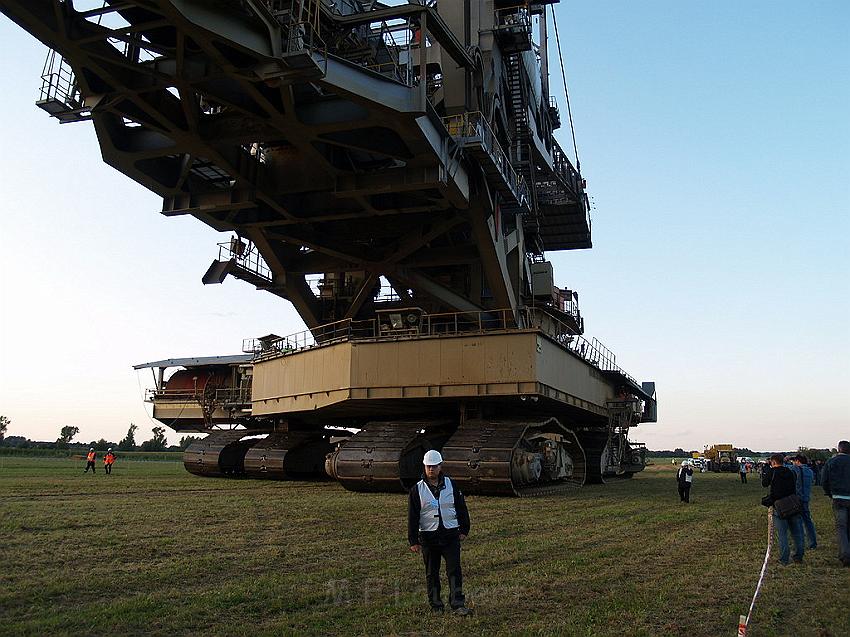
[506,53,541,249]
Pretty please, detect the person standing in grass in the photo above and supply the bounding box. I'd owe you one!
[821,440,850,567]
[676,461,693,503]
[104,448,116,475]
[791,454,817,549]
[739,460,748,483]
[761,453,804,565]
[84,448,97,474]
[408,450,473,616]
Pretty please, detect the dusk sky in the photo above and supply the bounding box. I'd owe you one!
[0,2,847,451]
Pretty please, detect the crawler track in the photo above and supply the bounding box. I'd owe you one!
[442,419,586,496]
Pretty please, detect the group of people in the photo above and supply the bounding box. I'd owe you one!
[761,441,850,567]
[83,448,116,474]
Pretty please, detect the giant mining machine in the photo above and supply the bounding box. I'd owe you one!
[3,0,657,496]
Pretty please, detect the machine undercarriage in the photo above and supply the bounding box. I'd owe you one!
[136,305,656,495]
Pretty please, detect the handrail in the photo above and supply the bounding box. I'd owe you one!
[443,111,528,207]
[494,5,531,30]
[243,306,639,386]
[148,387,252,403]
[217,238,272,282]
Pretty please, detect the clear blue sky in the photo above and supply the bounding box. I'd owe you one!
[0,2,847,450]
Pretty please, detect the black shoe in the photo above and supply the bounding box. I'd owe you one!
[452,606,473,617]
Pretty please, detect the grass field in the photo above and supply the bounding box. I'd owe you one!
[1,457,847,636]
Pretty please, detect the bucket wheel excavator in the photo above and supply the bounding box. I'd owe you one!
[4,0,657,495]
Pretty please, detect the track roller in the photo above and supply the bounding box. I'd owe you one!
[184,430,259,477]
[325,422,433,493]
[244,431,335,480]
[441,418,586,496]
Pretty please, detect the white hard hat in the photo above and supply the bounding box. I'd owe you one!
[90,447,94,451]
[423,450,443,466]
[681,460,688,467]
[108,448,112,451]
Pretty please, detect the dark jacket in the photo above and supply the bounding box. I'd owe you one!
[676,466,693,485]
[791,464,814,503]
[822,453,850,499]
[761,465,796,505]
[407,474,471,546]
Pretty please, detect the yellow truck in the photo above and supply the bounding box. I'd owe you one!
[704,444,737,472]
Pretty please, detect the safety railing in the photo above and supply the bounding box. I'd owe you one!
[369,18,409,83]
[387,308,518,338]
[244,317,377,357]
[494,5,532,53]
[525,308,637,386]
[548,96,561,127]
[40,51,82,107]
[218,237,272,282]
[148,386,252,405]
[443,111,528,207]
[37,50,91,122]
[535,138,592,233]
[375,284,401,303]
[495,5,531,31]
[242,306,638,385]
[284,17,328,75]
[527,289,583,330]
[551,138,582,194]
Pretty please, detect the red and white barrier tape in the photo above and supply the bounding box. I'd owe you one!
[738,506,774,636]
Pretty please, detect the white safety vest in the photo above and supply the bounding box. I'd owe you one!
[417,477,459,531]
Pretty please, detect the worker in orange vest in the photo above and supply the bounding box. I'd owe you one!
[104,448,116,475]
[84,448,97,474]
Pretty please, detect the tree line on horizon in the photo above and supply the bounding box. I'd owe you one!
[651,447,838,462]
[0,416,200,452]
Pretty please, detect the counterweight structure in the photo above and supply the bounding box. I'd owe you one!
[4,0,657,495]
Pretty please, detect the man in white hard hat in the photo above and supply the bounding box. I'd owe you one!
[407,449,472,616]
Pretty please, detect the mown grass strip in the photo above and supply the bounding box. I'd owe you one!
[0,457,846,636]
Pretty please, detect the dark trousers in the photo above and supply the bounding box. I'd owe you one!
[105,464,112,474]
[421,536,465,609]
[84,461,96,473]
[740,472,747,483]
[800,501,817,549]
[832,498,850,565]
[774,512,804,564]
[678,483,691,502]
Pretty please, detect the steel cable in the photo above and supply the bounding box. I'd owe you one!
[551,7,581,173]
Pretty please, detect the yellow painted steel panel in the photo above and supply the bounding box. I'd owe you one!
[253,344,352,402]
[535,337,612,407]
[250,332,613,417]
